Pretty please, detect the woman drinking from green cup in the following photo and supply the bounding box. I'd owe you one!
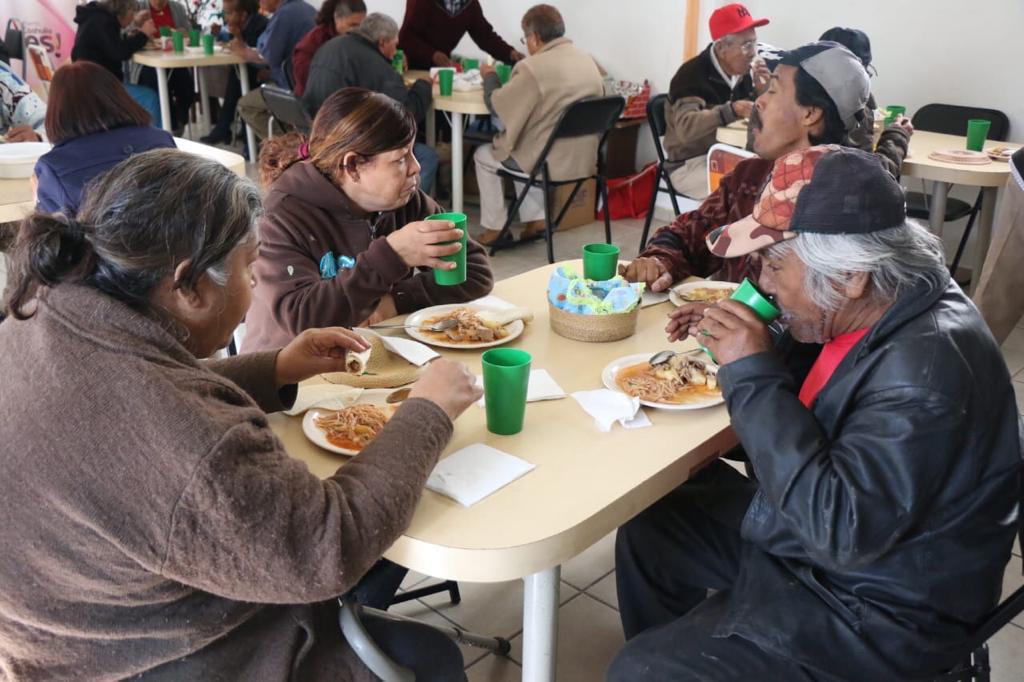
[242,87,494,353]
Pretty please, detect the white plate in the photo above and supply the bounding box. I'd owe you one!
[404,304,525,349]
[0,141,51,179]
[668,280,738,307]
[601,352,724,411]
[302,389,397,456]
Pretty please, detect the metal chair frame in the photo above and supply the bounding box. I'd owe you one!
[639,93,686,252]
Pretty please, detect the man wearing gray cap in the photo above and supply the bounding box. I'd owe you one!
[622,41,909,296]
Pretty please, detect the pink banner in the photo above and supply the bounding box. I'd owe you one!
[0,0,77,86]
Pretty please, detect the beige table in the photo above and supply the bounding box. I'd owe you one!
[0,138,246,224]
[408,70,489,214]
[716,125,1018,290]
[133,48,258,165]
[269,261,738,681]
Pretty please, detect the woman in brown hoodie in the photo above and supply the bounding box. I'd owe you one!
[242,87,494,353]
[0,149,481,680]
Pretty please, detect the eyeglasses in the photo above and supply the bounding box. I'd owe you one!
[520,33,533,45]
[734,40,757,55]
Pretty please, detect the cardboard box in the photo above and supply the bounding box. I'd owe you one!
[548,178,597,230]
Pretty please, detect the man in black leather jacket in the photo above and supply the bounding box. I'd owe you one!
[610,145,1022,680]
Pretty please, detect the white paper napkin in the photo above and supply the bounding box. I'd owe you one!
[470,295,517,310]
[284,384,363,415]
[426,444,535,506]
[380,335,439,366]
[571,389,652,432]
[641,290,671,308]
[475,369,566,407]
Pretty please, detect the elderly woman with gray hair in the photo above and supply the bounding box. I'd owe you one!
[0,149,479,680]
[612,145,1022,679]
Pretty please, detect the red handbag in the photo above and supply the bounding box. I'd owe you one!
[597,162,658,220]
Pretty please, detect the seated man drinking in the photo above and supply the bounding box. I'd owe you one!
[610,145,1022,680]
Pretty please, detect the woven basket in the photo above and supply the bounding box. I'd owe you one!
[548,303,638,343]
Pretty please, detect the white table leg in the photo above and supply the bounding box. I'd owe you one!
[522,566,559,682]
[451,111,464,213]
[426,103,436,147]
[928,181,949,238]
[970,187,999,296]
[237,65,258,165]
[155,66,172,133]
[198,68,211,134]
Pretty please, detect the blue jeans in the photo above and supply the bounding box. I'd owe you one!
[414,142,439,195]
[125,83,162,129]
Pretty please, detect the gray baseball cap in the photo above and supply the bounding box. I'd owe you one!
[777,41,870,132]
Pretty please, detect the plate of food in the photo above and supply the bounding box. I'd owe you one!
[669,280,738,307]
[602,351,724,410]
[303,389,398,456]
[404,304,530,349]
[986,145,1019,162]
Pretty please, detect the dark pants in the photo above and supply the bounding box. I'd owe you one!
[610,460,830,681]
[360,612,466,681]
[138,66,195,130]
[209,65,259,138]
[347,558,407,610]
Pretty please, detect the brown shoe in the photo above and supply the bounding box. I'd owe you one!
[475,229,505,246]
[521,220,548,240]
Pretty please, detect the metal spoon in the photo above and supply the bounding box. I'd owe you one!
[648,350,676,367]
[385,387,412,404]
[369,319,459,332]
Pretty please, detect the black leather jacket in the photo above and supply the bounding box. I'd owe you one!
[715,269,1022,679]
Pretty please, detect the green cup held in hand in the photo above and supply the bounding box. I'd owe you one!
[426,212,467,286]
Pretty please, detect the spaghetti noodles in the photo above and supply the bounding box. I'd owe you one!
[314,404,390,452]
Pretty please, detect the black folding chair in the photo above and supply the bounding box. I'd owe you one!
[639,93,685,252]
[3,24,23,77]
[905,104,1009,276]
[489,95,625,264]
[261,84,312,138]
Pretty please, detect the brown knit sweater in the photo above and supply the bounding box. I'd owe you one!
[0,284,453,680]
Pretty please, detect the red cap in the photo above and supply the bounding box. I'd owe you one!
[709,3,769,41]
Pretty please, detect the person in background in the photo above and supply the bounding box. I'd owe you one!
[398,0,521,70]
[71,0,161,126]
[818,26,912,169]
[134,0,194,133]
[973,147,1024,343]
[237,0,316,140]
[472,4,604,247]
[291,0,367,98]
[610,145,1021,680]
[0,148,478,681]
[302,13,437,193]
[662,2,770,200]
[622,42,909,297]
[33,61,175,215]
[200,0,269,145]
[0,60,46,142]
[243,87,493,353]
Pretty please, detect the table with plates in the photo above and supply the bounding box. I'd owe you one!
[716,123,1021,290]
[0,138,246,224]
[132,48,258,164]
[407,70,490,214]
[269,260,738,681]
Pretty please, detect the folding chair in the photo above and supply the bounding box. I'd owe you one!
[639,93,686,252]
[706,143,756,195]
[904,104,1009,276]
[261,84,312,139]
[489,95,625,264]
[3,23,24,78]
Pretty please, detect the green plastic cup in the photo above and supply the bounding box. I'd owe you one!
[883,104,906,125]
[482,348,532,435]
[202,33,215,56]
[171,30,184,53]
[462,57,479,71]
[582,243,620,281]
[392,48,404,74]
[159,26,172,37]
[699,278,780,361]
[188,28,200,47]
[426,212,467,286]
[438,68,454,96]
[966,119,992,152]
[496,63,512,84]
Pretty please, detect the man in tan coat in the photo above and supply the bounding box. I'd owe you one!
[473,4,604,246]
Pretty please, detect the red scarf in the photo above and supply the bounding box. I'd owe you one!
[150,3,176,30]
[798,328,870,407]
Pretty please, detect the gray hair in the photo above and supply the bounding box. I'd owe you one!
[102,0,138,19]
[766,220,947,312]
[355,13,398,43]
[522,4,565,43]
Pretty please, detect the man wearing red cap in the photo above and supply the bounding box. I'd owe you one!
[661,2,770,199]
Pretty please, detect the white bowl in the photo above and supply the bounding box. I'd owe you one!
[0,141,51,179]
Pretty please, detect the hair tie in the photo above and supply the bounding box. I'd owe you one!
[298,142,310,160]
[64,216,84,237]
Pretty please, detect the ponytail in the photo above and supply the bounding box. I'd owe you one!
[4,213,96,320]
[258,132,309,187]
